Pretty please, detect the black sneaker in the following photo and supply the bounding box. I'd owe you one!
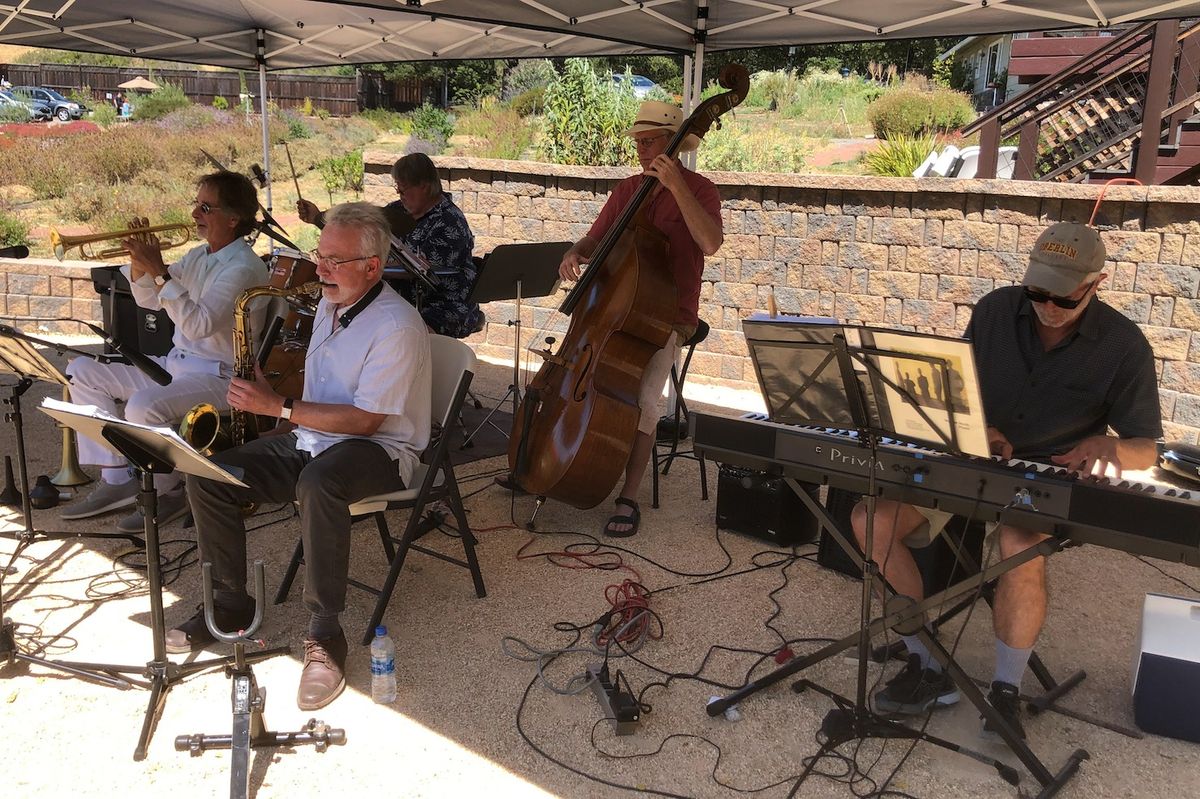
[165,601,255,654]
[982,680,1026,740]
[874,654,960,715]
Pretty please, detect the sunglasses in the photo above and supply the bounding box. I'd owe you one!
[1023,282,1095,310]
[192,200,222,215]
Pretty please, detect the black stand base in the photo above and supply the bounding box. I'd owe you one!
[175,655,345,799]
[789,679,1021,793]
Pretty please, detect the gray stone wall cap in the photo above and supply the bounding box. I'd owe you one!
[364,151,1199,202]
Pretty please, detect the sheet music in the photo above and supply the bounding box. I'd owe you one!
[40,397,248,487]
[387,236,437,280]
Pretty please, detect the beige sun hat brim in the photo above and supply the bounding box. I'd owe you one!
[624,100,701,152]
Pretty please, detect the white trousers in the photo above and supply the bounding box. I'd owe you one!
[66,355,230,487]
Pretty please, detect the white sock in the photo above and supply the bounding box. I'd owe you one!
[101,467,132,485]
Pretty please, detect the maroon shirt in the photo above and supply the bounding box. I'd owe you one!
[587,165,722,329]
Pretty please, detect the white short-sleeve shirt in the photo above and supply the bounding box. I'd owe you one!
[294,282,432,484]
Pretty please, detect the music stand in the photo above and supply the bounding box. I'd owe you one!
[40,400,288,761]
[704,319,1086,797]
[0,330,156,690]
[460,242,568,448]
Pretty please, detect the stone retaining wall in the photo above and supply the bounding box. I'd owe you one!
[365,151,1200,444]
[4,155,1198,444]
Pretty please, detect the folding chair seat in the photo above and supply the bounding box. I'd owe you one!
[651,319,710,509]
[273,334,486,645]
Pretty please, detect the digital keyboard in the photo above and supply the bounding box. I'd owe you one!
[691,412,1200,566]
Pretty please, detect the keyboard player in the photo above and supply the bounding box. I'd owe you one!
[854,221,1162,739]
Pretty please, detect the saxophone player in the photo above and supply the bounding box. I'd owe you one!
[172,202,431,712]
[60,171,268,532]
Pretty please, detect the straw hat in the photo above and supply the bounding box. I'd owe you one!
[624,100,700,152]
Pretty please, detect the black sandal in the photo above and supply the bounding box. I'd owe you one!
[603,497,640,538]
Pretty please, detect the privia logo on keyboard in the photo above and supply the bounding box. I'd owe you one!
[822,446,886,471]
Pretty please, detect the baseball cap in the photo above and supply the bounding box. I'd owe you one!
[1022,222,1106,296]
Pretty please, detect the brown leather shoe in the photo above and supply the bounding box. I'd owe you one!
[297,631,348,711]
[165,602,255,655]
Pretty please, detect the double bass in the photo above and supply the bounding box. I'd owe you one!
[509,65,749,509]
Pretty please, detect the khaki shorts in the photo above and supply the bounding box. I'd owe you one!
[909,506,999,547]
[636,332,681,436]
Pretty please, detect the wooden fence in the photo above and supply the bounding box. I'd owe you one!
[0,63,434,116]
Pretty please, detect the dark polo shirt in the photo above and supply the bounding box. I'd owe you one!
[964,285,1162,461]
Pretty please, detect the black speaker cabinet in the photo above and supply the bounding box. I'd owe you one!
[816,488,985,595]
[1133,592,1200,743]
[715,464,819,547]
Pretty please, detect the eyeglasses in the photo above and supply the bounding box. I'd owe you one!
[633,133,670,148]
[1023,282,1096,310]
[192,200,223,215]
[309,251,374,272]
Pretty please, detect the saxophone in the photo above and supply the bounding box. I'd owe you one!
[179,281,322,454]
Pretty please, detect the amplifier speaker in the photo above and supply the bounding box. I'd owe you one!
[1132,592,1200,743]
[715,464,820,547]
[816,488,985,595]
[90,265,176,357]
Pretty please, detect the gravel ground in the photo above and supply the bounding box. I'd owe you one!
[2,339,1199,799]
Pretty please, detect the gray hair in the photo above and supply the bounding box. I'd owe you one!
[322,202,390,264]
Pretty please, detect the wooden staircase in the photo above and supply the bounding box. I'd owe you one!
[964,19,1200,185]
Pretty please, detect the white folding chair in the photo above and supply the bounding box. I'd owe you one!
[274,335,486,645]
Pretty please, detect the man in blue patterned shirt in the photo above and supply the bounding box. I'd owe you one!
[299,153,482,338]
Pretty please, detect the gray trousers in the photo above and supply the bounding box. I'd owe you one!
[186,433,405,620]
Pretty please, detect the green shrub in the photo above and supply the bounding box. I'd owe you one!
[212,95,229,110]
[867,84,976,139]
[90,103,118,126]
[314,107,331,120]
[781,70,882,136]
[696,120,809,174]
[358,108,408,132]
[0,208,29,247]
[130,83,190,121]
[408,103,454,152]
[316,151,363,201]
[747,69,800,111]
[540,59,637,166]
[503,59,557,100]
[0,103,28,123]
[862,133,940,176]
[286,113,313,140]
[455,105,533,159]
[866,87,932,138]
[508,87,545,117]
[928,89,975,133]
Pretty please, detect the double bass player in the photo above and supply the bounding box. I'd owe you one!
[555,100,724,537]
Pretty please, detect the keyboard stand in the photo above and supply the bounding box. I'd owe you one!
[708,477,1090,798]
[867,523,1104,733]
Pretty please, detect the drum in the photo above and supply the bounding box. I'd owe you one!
[262,248,317,341]
[265,248,317,290]
[261,249,318,400]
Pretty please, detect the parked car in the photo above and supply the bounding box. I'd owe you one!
[10,86,85,121]
[611,73,659,99]
[0,89,51,122]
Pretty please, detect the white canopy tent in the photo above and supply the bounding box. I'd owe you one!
[2,0,1197,201]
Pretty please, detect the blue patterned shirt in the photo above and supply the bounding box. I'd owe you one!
[393,194,482,338]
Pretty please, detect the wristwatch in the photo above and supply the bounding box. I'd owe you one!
[280,397,295,421]
[153,272,172,287]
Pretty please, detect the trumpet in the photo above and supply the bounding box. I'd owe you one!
[50,222,194,261]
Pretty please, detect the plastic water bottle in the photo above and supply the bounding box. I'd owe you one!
[370,625,397,704]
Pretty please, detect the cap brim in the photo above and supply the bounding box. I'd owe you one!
[1022,257,1086,296]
